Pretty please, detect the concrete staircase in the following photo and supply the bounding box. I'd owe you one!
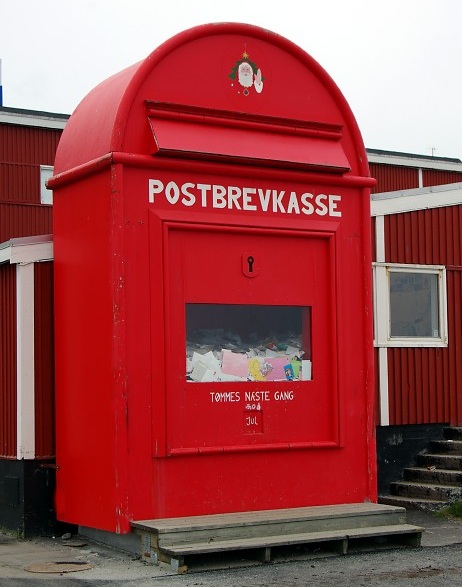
[380,427,462,512]
[132,503,423,572]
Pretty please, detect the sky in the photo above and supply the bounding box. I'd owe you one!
[1,0,461,159]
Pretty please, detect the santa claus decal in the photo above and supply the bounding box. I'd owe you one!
[229,52,264,96]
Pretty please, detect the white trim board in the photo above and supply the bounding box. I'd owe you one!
[0,236,53,264]
[0,110,67,129]
[16,263,35,459]
[371,182,462,217]
[0,236,53,459]
[367,151,462,173]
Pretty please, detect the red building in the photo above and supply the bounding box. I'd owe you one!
[368,149,462,505]
[368,148,462,194]
[0,106,67,536]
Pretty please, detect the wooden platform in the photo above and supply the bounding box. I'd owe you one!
[132,503,424,572]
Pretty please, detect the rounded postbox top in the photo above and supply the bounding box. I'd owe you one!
[53,22,369,178]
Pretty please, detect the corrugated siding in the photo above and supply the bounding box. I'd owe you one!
[370,163,419,194]
[0,123,59,242]
[384,206,462,425]
[371,216,377,263]
[387,347,457,425]
[0,264,17,457]
[385,206,462,266]
[0,203,52,243]
[34,262,55,458]
[423,170,462,187]
[0,121,61,462]
[0,163,40,203]
[0,124,61,204]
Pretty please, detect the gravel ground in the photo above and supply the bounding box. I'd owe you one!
[2,543,462,587]
[1,510,462,587]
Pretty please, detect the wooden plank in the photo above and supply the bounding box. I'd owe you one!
[346,524,424,540]
[161,530,351,555]
[159,524,423,557]
[347,524,424,548]
[132,504,407,546]
[132,503,405,533]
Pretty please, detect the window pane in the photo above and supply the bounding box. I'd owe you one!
[389,272,439,338]
[186,304,312,382]
[40,166,53,205]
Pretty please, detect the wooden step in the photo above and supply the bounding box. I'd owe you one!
[133,503,407,544]
[152,524,423,571]
[132,503,423,571]
[162,524,423,556]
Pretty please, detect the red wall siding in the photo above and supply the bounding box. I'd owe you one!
[0,164,40,204]
[0,125,61,204]
[370,163,419,194]
[0,203,52,243]
[387,346,460,425]
[371,215,377,263]
[0,264,17,458]
[34,262,55,458]
[370,165,462,196]
[0,260,55,459]
[384,206,462,425]
[423,170,462,187]
[0,123,60,242]
[0,121,61,460]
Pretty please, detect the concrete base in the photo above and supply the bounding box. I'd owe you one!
[0,459,74,538]
[376,423,446,495]
[79,525,141,555]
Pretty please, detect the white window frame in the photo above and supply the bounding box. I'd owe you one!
[40,165,54,205]
[373,262,448,348]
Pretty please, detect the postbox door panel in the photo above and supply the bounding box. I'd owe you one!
[161,224,338,454]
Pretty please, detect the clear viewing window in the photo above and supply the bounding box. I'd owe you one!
[186,304,312,382]
[373,263,448,347]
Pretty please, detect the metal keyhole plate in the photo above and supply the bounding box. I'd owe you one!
[242,252,259,278]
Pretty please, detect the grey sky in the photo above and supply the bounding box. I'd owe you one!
[1,0,461,159]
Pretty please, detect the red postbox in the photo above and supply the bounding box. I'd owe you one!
[50,23,376,534]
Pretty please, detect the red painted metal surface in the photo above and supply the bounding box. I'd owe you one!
[369,162,419,194]
[384,208,462,425]
[147,103,351,173]
[0,264,17,458]
[51,23,376,533]
[34,261,55,459]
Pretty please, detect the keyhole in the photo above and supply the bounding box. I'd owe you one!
[247,256,254,273]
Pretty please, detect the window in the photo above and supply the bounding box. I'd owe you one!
[186,304,312,382]
[40,166,53,205]
[373,263,447,347]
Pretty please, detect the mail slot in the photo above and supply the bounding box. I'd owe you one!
[50,23,377,534]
